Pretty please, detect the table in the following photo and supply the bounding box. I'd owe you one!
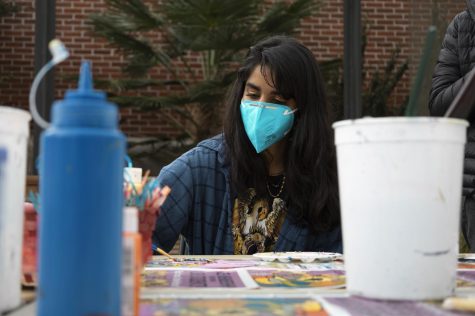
[141,254,345,297]
[7,254,475,316]
[138,255,475,315]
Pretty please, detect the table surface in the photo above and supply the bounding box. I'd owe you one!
[141,254,346,298]
[6,254,475,316]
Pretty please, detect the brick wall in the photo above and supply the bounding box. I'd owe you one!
[0,0,467,139]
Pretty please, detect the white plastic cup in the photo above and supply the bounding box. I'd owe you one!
[333,117,468,300]
[0,106,31,312]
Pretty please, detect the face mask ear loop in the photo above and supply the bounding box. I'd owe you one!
[283,108,298,116]
[29,39,69,129]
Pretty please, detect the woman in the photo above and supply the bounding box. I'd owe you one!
[153,35,341,255]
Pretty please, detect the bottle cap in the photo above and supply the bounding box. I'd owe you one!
[123,206,138,233]
[51,61,118,128]
[48,39,69,64]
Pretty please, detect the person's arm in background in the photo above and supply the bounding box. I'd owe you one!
[152,154,193,253]
[429,15,464,116]
[429,11,475,207]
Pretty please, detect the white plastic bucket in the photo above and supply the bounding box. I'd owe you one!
[333,117,468,300]
[0,106,31,312]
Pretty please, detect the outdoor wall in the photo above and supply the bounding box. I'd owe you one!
[0,0,467,140]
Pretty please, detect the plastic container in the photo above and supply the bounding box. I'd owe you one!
[0,107,31,313]
[38,62,125,316]
[333,117,468,300]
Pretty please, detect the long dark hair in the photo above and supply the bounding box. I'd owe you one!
[223,35,340,233]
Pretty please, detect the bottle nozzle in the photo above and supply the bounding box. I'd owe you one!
[64,60,105,101]
[79,61,93,91]
[48,39,69,64]
[30,38,70,129]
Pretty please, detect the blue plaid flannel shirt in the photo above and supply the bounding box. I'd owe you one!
[153,134,342,255]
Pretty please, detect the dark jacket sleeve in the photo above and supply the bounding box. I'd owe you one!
[153,154,193,252]
[465,130,475,194]
[429,15,468,116]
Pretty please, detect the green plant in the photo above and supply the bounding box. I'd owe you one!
[363,48,408,117]
[0,0,17,18]
[322,25,409,121]
[460,232,470,253]
[90,0,318,142]
[0,1,18,86]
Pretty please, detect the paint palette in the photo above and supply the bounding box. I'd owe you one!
[253,252,342,263]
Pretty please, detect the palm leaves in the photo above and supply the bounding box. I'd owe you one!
[89,0,317,141]
[0,1,18,85]
[322,25,409,120]
[0,0,17,18]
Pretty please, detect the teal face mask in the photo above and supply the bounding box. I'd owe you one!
[240,100,297,153]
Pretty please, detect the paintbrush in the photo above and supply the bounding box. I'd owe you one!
[141,169,150,189]
[444,66,475,119]
[156,247,177,262]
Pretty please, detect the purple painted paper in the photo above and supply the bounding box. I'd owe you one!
[457,270,475,282]
[324,296,472,316]
[142,269,247,288]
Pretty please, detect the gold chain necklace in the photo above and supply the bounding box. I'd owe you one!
[266,175,286,198]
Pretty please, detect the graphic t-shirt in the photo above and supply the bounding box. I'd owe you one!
[232,175,287,255]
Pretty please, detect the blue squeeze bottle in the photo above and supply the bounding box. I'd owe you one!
[38,61,125,316]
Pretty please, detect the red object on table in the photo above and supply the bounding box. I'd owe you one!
[22,200,161,279]
[22,202,38,286]
[138,206,160,265]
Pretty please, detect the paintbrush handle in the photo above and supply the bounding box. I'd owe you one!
[444,66,475,119]
[156,247,176,261]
